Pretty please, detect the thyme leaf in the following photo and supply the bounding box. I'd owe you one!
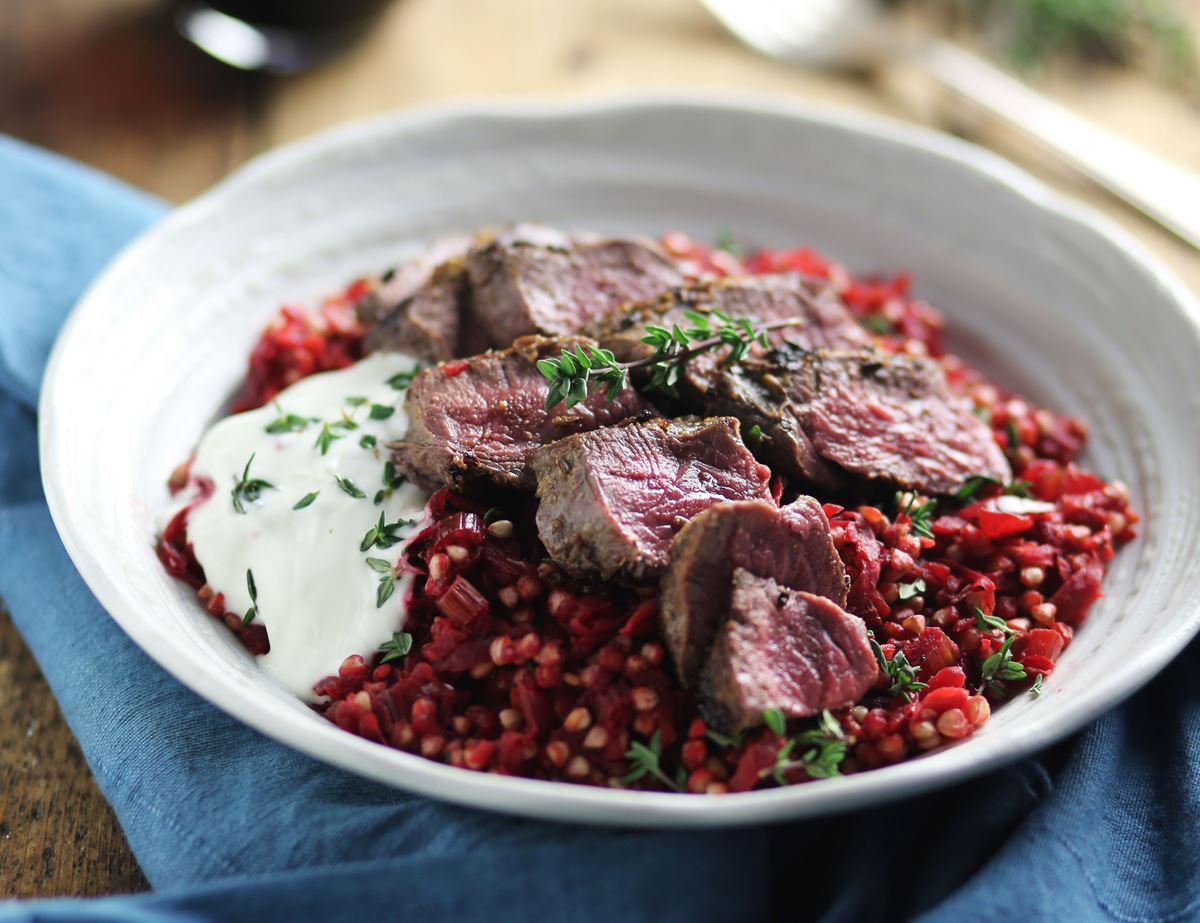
[622,730,681,791]
[869,633,927,701]
[897,578,926,601]
[378,631,413,664]
[335,476,366,499]
[973,606,1015,636]
[386,367,421,391]
[314,423,343,456]
[292,491,319,510]
[980,636,1027,692]
[230,454,276,514]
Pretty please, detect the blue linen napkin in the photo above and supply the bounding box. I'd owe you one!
[1,133,1197,923]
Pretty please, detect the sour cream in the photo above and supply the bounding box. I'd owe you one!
[177,352,430,699]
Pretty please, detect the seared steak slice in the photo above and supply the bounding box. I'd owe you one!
[391,336,654,491]
[357,234,473,362]
[593,275,872,400]
[529,418,772,583]
[700,569,877,734]
[467,234,685,347]
[363,257,469,362]
[659,496,847,685]
[725,346,1010,494]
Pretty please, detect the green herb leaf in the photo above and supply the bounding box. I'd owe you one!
[314,423,343,456]
[376,573,396,608]
[980,636,1027,692]
[246,568,258,602]
[335,476,366,499]
[264,411,316,434]
[715,228,743,257]
[359,434,377,449]
[704,727,744,749]
[382,461,404,490]
[369,403,394,420]
[230,453,276,514]
[863,314,895,335]
[1006,419,1021,450]
[1030,673,1044,698]
[378,630,413,664]
[622,730,681,791]
[292,491,319,510]
[897,578,926,601]
[973,606,1014,636]
[869,633,927,701]
[896,492,937,540]
[365,557,393,573]
[955,474,1001,502]
[386,367,421,391]
[345,396,368,407]
[762,708,787,736]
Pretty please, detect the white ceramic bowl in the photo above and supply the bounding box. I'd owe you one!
[40,95,1200,827]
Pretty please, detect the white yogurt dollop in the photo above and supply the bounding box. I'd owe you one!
[178,352,429,699]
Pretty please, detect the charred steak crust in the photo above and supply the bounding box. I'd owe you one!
[750,346,1011,494]
[529,417,773,583]
[659,496,848,686]
[591,274,872,401]
[699,569,877,734]
[467,237,685,348]
[390,336,655,491]
[363,257,469,362]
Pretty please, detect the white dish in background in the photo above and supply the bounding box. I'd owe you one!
[39,95,1200,827]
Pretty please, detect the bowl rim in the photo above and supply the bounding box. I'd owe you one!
[39,91,1200,827]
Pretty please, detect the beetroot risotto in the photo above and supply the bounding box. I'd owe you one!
[158,226,1137,795]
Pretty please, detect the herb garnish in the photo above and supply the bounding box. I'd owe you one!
[973,605,1014,636]
[382,462,404,490]
[623,730,681,791]
[335,476,366,499]
[368,403,394,420]
[314,423,343,456]
[897,578,926,601]
[241,568,258,627]
[360,511,413,552]
[863,314,895,336]
[366,557,397,607]
[955,474,1034,503]
[763,708,787,737]
[264,406,317,434]
[360,434,377,449]
[386,367,421,391]
[763,710,848,785]
[715,228,743,256]
[378,631,413,664]
[292,491,319,510]
[704,727,745,749]
[1029,674,1044,698]
[345,396,368,407]
[980,636,1027,692]
[231,454,276,514]
[1006,419,1021,450]
[869,633,927,701]
[536,310,811,411]
[896,491,937,540]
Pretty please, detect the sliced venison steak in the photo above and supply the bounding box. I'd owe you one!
[529,418,772,583]
[357,234,473,362]
[719,346,1010,494]
[699,569,877,734]
[391,336,654,491]
[593,274,872,400]
[467,234,685,347]
[659,496,847,685]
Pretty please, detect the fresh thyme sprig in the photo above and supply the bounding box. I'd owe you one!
[980,636,1027,692]
[869,633,928,701]
[231,454,275,514]
[762,709,848,785]
[973,605,1015,636]
[896,491,937,540]
[366,557,397,607]
[360,511,414,552]
[622,730,682,792]
[535,312,810,411]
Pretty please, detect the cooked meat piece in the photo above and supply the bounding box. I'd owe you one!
[592,274,872,401]
[357,234,473,362]
[718,346,1011,494]
[363,257,469,362]
[529,418,772,583]
[659,496,847,686]
[466,234,685,347]
[391,336,654,491]
[699,569,877,734]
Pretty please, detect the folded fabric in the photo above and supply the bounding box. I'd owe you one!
[1,133,1198,923]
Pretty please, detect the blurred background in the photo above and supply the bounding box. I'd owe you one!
[2,0,1199,900]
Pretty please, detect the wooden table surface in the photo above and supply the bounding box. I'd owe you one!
[3,0,1199,901]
